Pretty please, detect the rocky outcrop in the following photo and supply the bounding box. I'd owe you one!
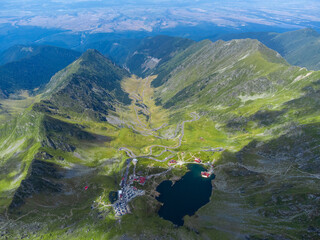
[40,115,98,152]
[41,137,76,152]
[34,151,53,160]
[9,160,63,210]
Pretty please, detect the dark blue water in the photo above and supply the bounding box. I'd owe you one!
[156,164,214,226]
[109,191,118,204]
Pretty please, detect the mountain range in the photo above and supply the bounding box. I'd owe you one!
[0,32,320,240]
[83,35,195,77]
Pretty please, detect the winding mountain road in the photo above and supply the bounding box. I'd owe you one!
[119,77,202,168]
[119,112,200,162]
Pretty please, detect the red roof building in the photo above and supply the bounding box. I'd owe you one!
[168,159,177,165]
[201,171,211,178]
[139,177,146,184]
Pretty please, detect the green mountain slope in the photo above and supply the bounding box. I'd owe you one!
[0,110,43,209]
[151,38,320,239]
[1,37,320,239]
[0,45,81,98]
[0,50,132,220]
[213,28,320,71]
[154,38,290,108]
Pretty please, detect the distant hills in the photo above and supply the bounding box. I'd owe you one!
[85,35,195,77]
[212,28,320,71]
[0,45,80,98]
[123,35,195,77]
[84,28,320,75]
[0,45,45,65]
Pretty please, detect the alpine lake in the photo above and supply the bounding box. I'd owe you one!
[156,164,215,226]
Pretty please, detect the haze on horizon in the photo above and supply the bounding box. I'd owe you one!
[1,0,320,33]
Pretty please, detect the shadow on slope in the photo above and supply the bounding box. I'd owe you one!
[187,122,320,239]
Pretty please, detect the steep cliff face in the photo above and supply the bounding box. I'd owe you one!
[40,115,97,152]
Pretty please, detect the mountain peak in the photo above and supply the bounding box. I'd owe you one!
[80,49,103,59]
[44,49,129,95]
[297,28,319,36]
[78,49,114,66]
[36,49,130,119]
[222,38,287,65]
[226,38,263,48]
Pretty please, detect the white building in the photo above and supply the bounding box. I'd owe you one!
[132,158,138,165]
[118,190,123,199]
